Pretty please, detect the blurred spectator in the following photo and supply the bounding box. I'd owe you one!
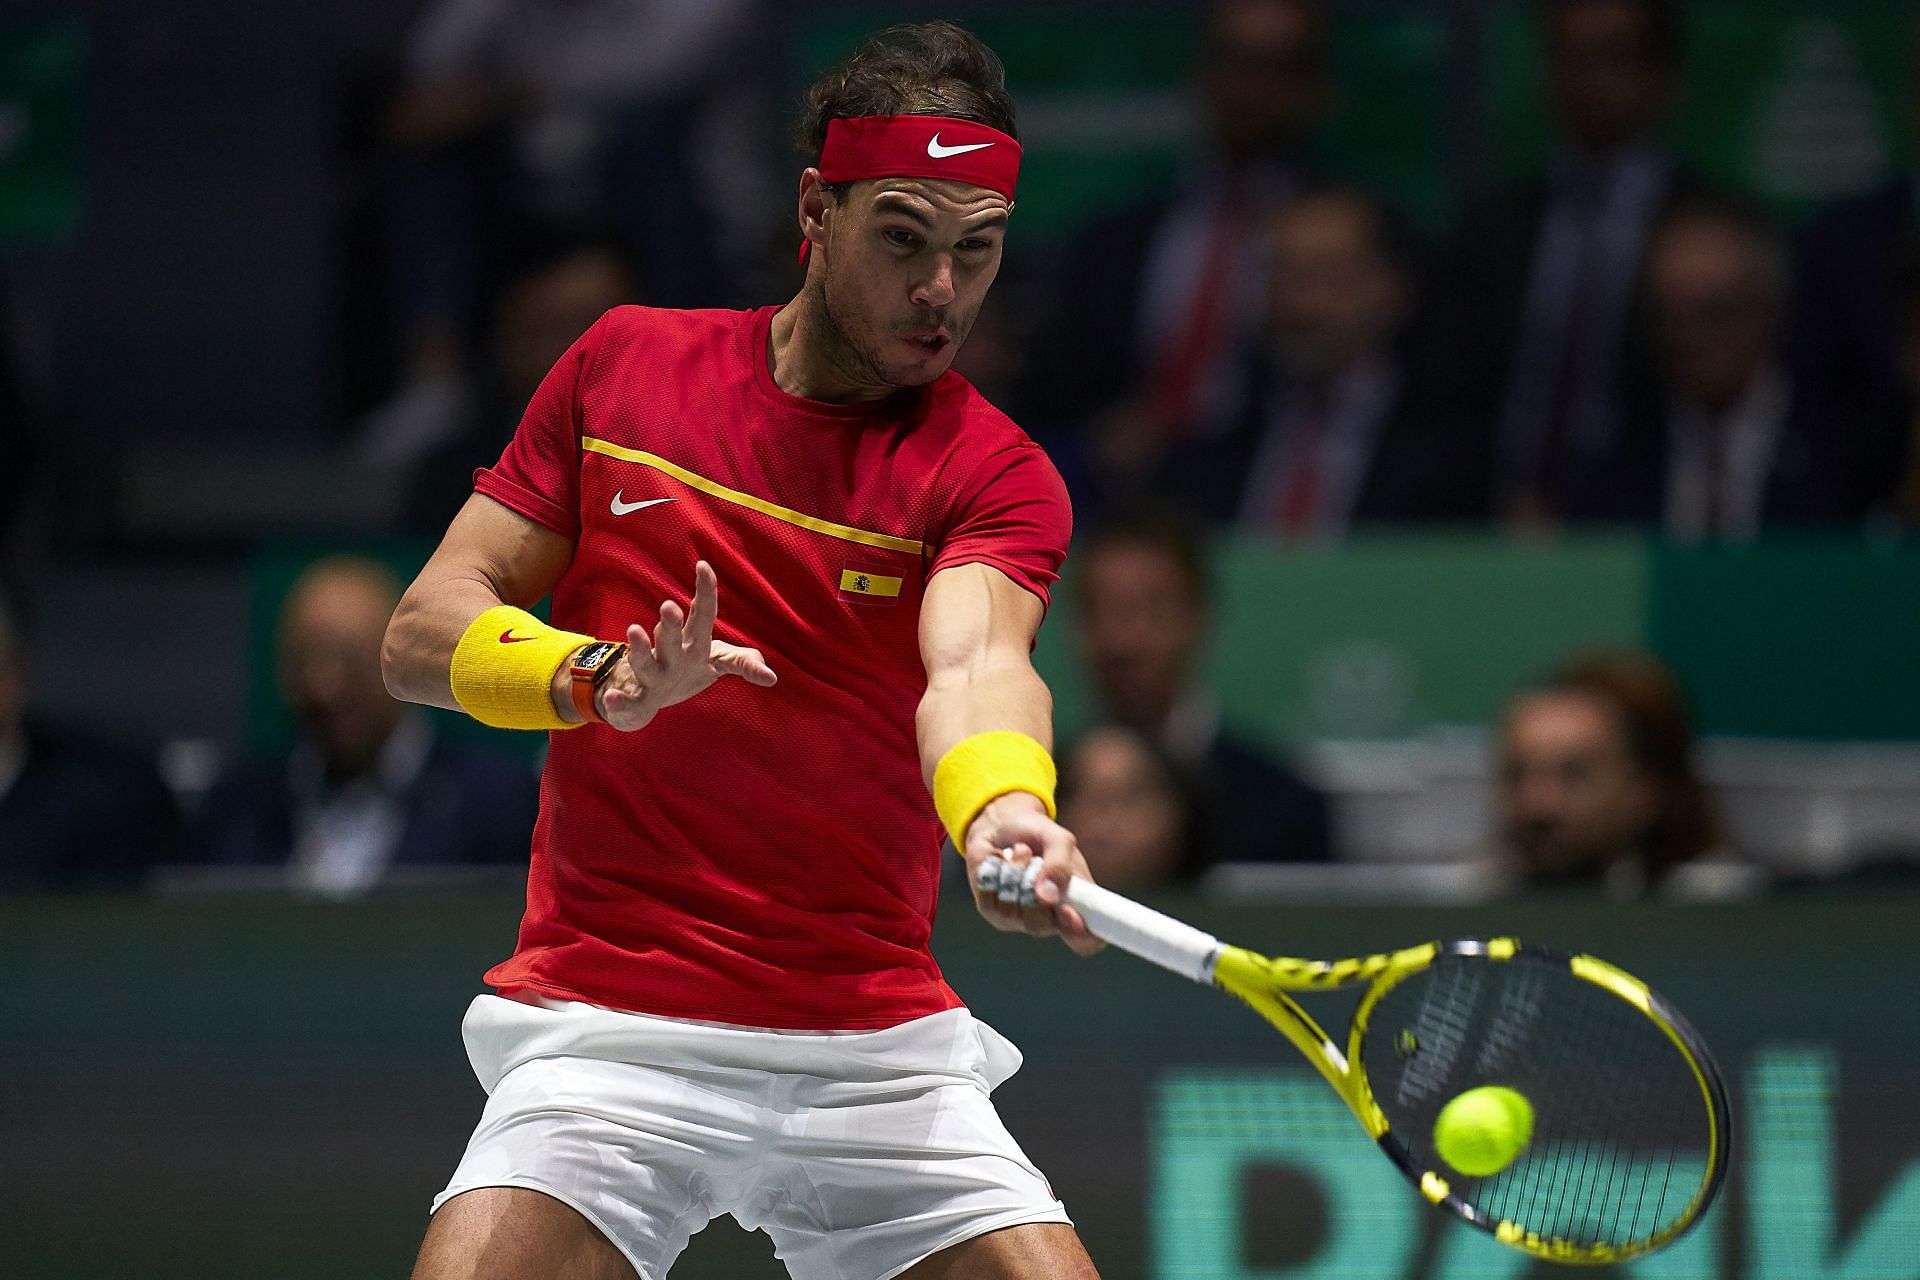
[1789,15,1918,431]
[1633,199,1901,537]
[1445,0,1703,529]
[403,234,637,532]
[1166,186,1491,535]
[1494,652,1724,896]
[1056,724,1204,888]
[1026,0,1333,509]
[195,557,537,896]
[1898,245,1920,525]
[1075,511,1329,866]
[365,0,758,466]
[0,592,182,890]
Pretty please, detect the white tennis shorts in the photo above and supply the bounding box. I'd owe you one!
[432,993,1072,1280]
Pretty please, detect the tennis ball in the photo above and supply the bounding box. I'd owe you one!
[1433,1086,1534,1178]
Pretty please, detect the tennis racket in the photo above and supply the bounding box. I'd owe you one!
[977,855,1731,1264]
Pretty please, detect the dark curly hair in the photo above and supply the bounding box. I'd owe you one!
[795,20,1018,164]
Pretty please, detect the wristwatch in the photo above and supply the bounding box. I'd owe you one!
[569,641,629,725]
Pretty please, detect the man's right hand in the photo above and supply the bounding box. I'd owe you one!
[554,560,776,730]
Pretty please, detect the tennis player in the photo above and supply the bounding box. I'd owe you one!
[381,20,1102,1280]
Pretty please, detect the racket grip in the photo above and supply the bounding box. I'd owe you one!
[1062,876,1221,986]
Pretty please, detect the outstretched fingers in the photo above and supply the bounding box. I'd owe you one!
[685,560,719,653]
[653,598,687,662]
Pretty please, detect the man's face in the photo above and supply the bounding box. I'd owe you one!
[1266,197,1408,380]
[1649,220,1778,415]
[1077,543,1205,728]
[1201,0,1330,162]
[1499,690,1658,879]
[278,572,404,773]
[812,176,1009,393]
[1545,0,1675,153]
[1059,727,1188,888]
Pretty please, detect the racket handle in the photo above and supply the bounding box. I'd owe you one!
[1062,876,1222,986]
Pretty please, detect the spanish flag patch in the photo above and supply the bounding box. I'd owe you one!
[839,565,903,605]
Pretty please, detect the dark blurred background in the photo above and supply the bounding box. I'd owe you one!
[1,0,1917,1276]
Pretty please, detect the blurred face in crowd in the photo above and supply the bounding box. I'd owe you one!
[1265,193,1410,382]
[803,175,1007,396]
[1544,0,1676,153]
[1201,0,1331,163]
[495,249,634,403]
[1077,541,1205,729]
[1499,689,1658,879]
[278,564,406,777]
[1649,216,1781,416]
[1058,726,1190,888]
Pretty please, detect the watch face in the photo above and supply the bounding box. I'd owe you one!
[574,641,623,675]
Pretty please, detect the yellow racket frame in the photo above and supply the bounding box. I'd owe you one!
[1211,936,1730,1265]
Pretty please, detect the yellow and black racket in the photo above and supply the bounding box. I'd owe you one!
[978,856,1731,1264]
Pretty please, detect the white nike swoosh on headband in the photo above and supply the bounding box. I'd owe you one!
[610,491,676,516]
[927,133,995,159]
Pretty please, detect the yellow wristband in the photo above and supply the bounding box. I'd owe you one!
[932,730,1057,852]
[449,606,596,730]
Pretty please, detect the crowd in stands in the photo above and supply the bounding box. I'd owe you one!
[328,0,1920,545]
[3,0,1919,896]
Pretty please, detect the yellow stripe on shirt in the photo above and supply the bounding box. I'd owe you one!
[581,437,924,555]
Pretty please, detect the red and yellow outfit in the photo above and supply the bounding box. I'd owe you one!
[474,304,1071,1029]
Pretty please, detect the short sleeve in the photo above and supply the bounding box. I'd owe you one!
[930,441,1073,610]
[472,312,608,539]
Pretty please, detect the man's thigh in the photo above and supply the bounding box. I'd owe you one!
[412,1186,639,1280]
[901,1222,1099,1280]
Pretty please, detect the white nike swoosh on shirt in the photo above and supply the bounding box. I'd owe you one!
[927,133,994,159]
[610,491,676,516]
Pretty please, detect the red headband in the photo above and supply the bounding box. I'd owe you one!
[802,115,1021,263]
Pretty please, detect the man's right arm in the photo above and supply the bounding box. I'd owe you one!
[382,493,578,715]
[383,491,777,729]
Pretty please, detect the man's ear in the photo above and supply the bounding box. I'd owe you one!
[798,168,834,259]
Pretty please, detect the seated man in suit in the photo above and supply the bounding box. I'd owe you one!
[1633,198,1902,536]
[196,556,537,895]
[1023,0,1335,510]
[1789,11,1917,426]
[1073,511,1329,867]
[1442,0,1699,527]
[0,591,183,890]
[1169,184,1490,534]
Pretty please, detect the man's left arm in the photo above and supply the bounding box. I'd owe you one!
[917,562,1100,954]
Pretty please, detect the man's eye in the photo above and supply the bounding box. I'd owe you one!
[883,228,919,248]
[958,239,992,253]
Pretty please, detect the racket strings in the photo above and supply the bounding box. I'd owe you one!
[1363,955,1713,1252]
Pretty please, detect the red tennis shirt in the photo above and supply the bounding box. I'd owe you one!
[472,304,1071,1029]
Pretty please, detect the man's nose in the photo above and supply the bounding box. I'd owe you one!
[911,255,956,309]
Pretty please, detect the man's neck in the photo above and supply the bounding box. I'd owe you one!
[769,294,898,405]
